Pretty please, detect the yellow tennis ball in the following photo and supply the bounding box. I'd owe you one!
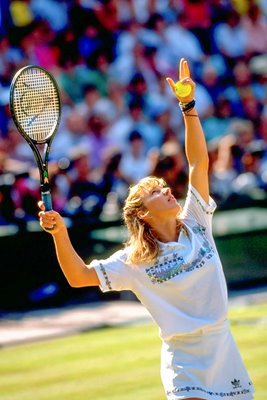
[175,81,192,97]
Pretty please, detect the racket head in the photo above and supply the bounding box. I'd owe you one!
[9,65,61,145]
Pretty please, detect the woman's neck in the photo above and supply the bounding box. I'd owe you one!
[151,219,178,243]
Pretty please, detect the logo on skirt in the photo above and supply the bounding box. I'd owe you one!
[231,379,241,389]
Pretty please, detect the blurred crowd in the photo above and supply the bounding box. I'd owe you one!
[1,0,267,228]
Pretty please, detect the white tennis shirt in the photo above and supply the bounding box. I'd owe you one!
[92,185,229,340]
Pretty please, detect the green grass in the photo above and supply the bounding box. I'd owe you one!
[0,303,266,400]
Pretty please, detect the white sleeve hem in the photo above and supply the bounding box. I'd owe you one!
[90,260,112,292]
[189,184,217,214]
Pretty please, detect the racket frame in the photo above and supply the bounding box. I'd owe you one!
[9,65,61,210]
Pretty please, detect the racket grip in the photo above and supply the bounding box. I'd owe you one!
[42,191,53,211]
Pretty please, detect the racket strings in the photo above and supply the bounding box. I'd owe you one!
[13,68,60,142]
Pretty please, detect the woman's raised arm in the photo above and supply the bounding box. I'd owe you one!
[166,58,209,203]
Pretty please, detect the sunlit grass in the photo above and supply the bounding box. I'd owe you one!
[0,303,266,400]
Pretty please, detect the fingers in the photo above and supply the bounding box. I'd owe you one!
[38,201,45,211]
[166,77,176,93]
[166,58,195,102]
[39,209,62,233]
[38,201,65,234]
[179,58,190,81]
[39,210,57,231]
[167,58,191,88]
[38,201,55,231]
[179,58,183,81]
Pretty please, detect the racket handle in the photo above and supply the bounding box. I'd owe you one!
[42,191,53,211]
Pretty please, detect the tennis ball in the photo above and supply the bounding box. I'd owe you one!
[175,81,192,97]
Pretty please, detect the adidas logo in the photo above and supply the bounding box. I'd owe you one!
[231,379,241,389]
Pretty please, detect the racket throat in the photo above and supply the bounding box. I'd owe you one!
[40,162,50,186]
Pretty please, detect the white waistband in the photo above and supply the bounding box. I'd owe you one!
[164,319,230,342]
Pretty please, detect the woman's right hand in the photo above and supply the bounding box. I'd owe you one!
[38,201,66,235]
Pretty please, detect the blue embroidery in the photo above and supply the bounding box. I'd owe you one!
[146,253,184,284]
[100,263,112,290]
[146,223,214,284]
[166,383,252,398]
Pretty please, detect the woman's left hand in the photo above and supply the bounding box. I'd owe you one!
[166,58,195,103]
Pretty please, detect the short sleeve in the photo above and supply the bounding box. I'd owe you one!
[90,249,132,293]
[181,184,216,232]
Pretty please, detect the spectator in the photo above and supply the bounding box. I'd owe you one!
[194,79,215,119]
[8,0,36,50]
[1,0,267,228]
[119,130,153,184]
[229,119,256,173]
[109,41,160,88]
[6,122,34,162]
[0,36,24,80]
[107,98,163,151]
[63,148,107,220]
[50,108,91,161]
[231,140,267,205]
[223,59,265,119]
[202,96,237,142]
[93,0,119,61]
[86,112,117,169]
[30,0,68,33]
[78,24,103,63]
[179,0,213,54]
[115,19,141,59]
[0,149,16,224]
[85,49,110,96]
[76,84,102,119]
[55,28,80,69]
[241,3,267,58]
[140,12,166,49]
[198,54,228,103]
[59,59,88,103]
[240,91,263,132]
[21,20,59,70]
[126,72,148,110]
[99,149,127,206]
[164,11,205,66]
[152,140,188,199]
[213,8,247,64]
[209,134,238,205]
[106,80,127,118]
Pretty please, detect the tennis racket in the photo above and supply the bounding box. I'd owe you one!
[9,65,61,211]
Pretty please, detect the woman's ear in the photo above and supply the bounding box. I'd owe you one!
[137,210,149,220]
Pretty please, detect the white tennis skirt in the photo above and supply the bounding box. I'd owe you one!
[160,320,255,400]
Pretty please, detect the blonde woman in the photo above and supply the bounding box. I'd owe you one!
[38,59,254,400]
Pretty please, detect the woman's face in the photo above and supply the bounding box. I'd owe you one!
[141,185,181,218]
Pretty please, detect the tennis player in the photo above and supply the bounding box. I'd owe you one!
[38,58,255,400]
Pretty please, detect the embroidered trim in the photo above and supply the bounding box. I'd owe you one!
[100,263,112,290]
[190,188,213,215]
[146,254,184,284]
[146,223,214,284]
[167,382,253,398]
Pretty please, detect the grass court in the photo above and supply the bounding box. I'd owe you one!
[0,302,266,400]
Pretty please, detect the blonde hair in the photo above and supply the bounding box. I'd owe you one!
[123,176,183,265]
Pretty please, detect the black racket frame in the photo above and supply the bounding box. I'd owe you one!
[9,65,61,208]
